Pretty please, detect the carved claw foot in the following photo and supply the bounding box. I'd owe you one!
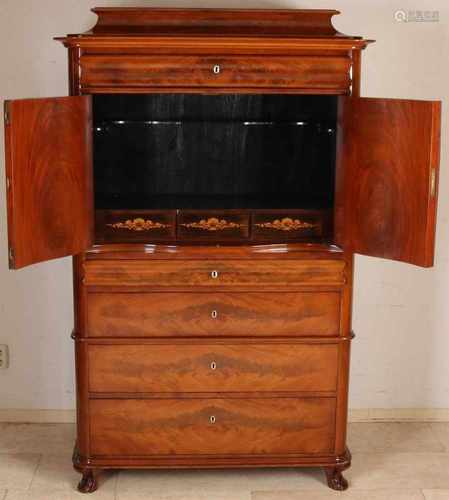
[78,470,98,494]
[325,467,349,491]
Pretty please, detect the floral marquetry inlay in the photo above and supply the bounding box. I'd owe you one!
[255,217,318,232]
[107,218,170,231]
[181,217,243,231]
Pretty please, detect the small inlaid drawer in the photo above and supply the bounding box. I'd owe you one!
[177,210,249,241]
[90,397,336,456]
[95,210,176,243]
[88,343,339,393]
[80,54,351,92]
[86,291,341,337]
[252,210,331,241]
[83,259,347,288]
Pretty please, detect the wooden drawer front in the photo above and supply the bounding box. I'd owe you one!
[177,211,249,241]
[88,343,339,393]
[80,55,351,92]
[84,259,346,288]
[90,397,336,456]
[95,210,176,243]
[87,292,341,337]
[253,211,331,242]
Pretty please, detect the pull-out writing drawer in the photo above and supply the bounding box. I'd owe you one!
[90,397,336,456]
[87,291,341,337]
[83,259,346,289]
[80,54,351,92]
[88,343,339,393]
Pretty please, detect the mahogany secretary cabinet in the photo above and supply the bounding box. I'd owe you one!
[3,8,441,493]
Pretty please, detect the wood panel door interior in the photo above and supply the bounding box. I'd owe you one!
[335,97,441,267]
[3,96,94,269]
[3,95,441,266]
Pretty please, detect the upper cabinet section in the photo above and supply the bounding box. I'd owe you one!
[56,8,373,96]
[4,97,94,269]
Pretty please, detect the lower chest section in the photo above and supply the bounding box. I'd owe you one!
[78,255,351,460]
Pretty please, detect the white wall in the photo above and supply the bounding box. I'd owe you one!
[0,0,448,412]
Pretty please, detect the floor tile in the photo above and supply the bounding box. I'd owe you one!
[423,491,449,500]
[117,468,326,497]
[29,455,117,493]
[0,424,75,455]
[348,452,449,489]
[116,493,251,500]
[1,423,449,498]
[429,423,449,452]
[252,490,425,499]
[348,423,445,453]
[0,454,40,491]
[4,489,114,499]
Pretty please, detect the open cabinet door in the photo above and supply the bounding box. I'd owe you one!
[4,96,93,269]
[335,97,441,267]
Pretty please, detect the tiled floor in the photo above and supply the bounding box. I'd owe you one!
[0,422,448,499]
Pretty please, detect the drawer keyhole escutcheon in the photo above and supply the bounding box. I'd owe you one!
[211,270,219,279]
[213,65,221,74]
[209,415,216,424]
[210,361,217,370]
[211,310,218,319]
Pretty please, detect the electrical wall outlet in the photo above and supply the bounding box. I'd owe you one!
[0,345,9,369]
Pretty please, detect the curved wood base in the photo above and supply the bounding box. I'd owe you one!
[323,448,351,491]
[77,470,98,494]
[73,445,352,493]
[325,466,349,491]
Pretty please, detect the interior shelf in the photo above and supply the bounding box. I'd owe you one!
[94,120,336,134]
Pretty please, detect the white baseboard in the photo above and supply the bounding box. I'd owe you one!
[349,408,449,422]
[0,408,448,424]
[0,409,76,423]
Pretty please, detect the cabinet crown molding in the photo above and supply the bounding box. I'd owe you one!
[55,7,374,49]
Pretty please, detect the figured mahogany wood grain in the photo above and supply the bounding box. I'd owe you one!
[86,292,341,337]
[4,97,93,269]
[88,343,338,393]
[80,54,351,93]
[335,97,441,267]
[90,397,335,456]
[83,259,346,288]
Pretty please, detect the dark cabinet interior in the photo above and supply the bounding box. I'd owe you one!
[93,94,337,244]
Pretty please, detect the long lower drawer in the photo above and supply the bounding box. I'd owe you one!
[83,259,346,288]
[90,397,336,456]
[86,291,341,337]
[88,343,339,393]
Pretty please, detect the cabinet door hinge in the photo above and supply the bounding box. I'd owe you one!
[8,247,14,266]
[4,102,10,126]
[430,167,437,198]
